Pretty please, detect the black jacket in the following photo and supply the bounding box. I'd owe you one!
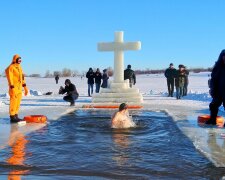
[60,83,79,97]
[210,50,225,98]
[165,68,177,80]
[86,71,95,84]
[95,71,102,84]
[101,73,109,88]
[124,68,136,84]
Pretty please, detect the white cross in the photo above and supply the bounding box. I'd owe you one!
[98,31,141,83]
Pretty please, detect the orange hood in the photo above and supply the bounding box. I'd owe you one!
[12,54,21,64]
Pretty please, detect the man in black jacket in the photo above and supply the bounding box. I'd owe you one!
[124,65,136,88]
[94,68,102,93]
[206,50,225,125]
[165,63,176,97]
[59,79,79,106]
[86,68,95,96]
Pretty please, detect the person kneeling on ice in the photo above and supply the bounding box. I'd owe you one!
[111,103,136,129]
[59,79,79,106]
[5,55,29,123]
[206,49,225,125]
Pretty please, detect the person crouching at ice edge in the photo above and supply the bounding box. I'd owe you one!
[59,79,79,106]
[111,103,136,129]
[5,55,29,123]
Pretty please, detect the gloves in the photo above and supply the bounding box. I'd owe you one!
[24,86,29,96]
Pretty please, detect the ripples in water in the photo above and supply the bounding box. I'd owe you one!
[1,110,225,179]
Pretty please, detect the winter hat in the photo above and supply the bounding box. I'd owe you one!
[65,79,71,84]
[178,64,184,68]
[103,69,107,72]
[170,63,173,66]
[127,65,131,69]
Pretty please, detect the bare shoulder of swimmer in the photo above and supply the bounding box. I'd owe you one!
[125,110,129,117]
[112,112,121,121]
[111,112,117,120]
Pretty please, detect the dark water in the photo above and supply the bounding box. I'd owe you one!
[1,110,225,179]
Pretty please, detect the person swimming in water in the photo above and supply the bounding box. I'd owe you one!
[111,103,136,129]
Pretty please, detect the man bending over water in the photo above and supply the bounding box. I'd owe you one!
[111,103,136,129]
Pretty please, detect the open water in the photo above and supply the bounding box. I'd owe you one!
[0,110,225,179]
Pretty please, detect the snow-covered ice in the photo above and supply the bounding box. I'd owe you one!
[1,72,225,167]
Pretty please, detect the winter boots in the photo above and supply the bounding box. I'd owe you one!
[10,114,24,123]
[205,103,218,125]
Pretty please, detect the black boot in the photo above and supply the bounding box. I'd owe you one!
[206,104,218,125]
[15,114,23,121]
[70,102,75,106]
[10,115,19,123]
[205,118,216,125]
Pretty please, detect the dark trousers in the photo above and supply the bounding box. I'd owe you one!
[209,97,225,123]
[176,86,183,99]
[183,83,188,96]
[167,79,174,96]
[95,83,101,93]
[63,95,78,104]
[88,84,94,96]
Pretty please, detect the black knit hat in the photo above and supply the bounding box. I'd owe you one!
[65,79,71,84]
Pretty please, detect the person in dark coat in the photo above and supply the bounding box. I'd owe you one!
[208,74,211,88]
[164,63,177,97]
[101,69,109,88]
[175,65,185,99]
[55,75,59,84]
[206,50,225,125]
[94,68,102,93]
[59,79,79,106]
[86,67,95,96]
[183,66,189,96]
[124,64,136,88]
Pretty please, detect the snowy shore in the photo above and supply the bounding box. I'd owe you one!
[1,72,225,167]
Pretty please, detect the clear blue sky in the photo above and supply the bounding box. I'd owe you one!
[0,0,225,75]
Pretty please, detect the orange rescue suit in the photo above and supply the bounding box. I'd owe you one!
[5,54,28,116]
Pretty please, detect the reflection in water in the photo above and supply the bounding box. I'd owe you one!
[207,129,225,165]
[7,125,29,180]
[112,130,131,166]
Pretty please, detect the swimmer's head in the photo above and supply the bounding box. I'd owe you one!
[119,103,128,111]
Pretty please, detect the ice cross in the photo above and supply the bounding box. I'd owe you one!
[98,31,141,83]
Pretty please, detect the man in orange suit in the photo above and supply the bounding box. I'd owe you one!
[5,54,29,123]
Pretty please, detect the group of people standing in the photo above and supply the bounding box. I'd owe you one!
[86,68,109,96]
[86,65,136,96]
[165,63,189,99]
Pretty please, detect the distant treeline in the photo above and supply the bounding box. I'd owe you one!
[134,67,213,74]
[1,67,212,78]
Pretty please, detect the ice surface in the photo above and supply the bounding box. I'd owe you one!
[1,72,225,167]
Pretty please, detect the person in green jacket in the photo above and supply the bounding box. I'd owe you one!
[175,65,185,99]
